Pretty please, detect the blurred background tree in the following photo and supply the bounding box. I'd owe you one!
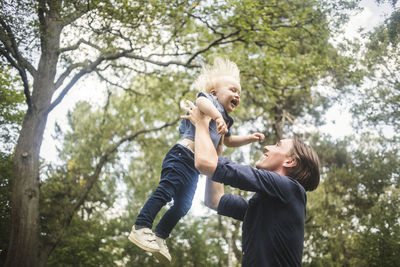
[0,64,25,264]
[1,0,399,266]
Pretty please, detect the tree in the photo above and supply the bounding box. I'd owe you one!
[300,3,400,265]
[0,64,24,266]
[216,0,359,140]
[0,64,25,152]
[0,153,14,265]
[352,7,400,142]
[344,6,400,264]
[0,0,359,265]
[303,134,400,266]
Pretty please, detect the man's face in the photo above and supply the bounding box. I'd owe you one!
[255,139,294,172]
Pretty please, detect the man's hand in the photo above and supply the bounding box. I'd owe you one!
[215,117,228,135]
[249,133,265,142]
[181,100,211,125]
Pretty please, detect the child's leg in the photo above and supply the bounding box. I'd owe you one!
[154,174,198,239]
[135,180,175,228]
[130,179,177,255]
[130,145,196,259]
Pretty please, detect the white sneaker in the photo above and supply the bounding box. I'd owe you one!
[155,236,172,262]
[128,226,160,253]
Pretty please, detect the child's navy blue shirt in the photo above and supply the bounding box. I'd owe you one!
[179,92,233,148]
[213,157,307,267]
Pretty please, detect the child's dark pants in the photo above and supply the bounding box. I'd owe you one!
[135,144,199,239]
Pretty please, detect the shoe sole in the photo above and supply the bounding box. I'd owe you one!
[154,250,171,263]
[128,232,159,253]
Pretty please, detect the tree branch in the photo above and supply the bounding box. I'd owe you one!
[0,47,32,108]
[49,50,192,113]
[59,38,103,53]
[61,3,90,27]
[59,38,85,53]
[96,70,147,96]
[47,68,88,113]
[185,30,241,65]
[54,63,85,89]
[186,12,225,36]
[51,26,242,113]
[0,17,37,76]
[232,220,242,262]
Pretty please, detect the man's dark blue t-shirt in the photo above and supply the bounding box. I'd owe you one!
[213,157,307,267]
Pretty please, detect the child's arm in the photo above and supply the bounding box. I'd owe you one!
[196,97,228,135]
[224,133,265,147]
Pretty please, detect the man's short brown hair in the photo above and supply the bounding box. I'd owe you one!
[286,139,320,191]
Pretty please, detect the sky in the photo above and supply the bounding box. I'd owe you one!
[39,0,396,217]
[319,0,395,138]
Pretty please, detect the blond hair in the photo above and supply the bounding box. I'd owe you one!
[193,57,240,93]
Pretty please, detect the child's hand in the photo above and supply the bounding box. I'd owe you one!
[181,100,211,125]
[249,133,265,142]
[215,117,228,135]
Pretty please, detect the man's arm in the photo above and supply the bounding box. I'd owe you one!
[204,177,224,211]
[196,96,227,135]
[204,138,224,211]
[181,100,223,210]
[193,111,218,177]
[181,100,218,177]
[196,96,221,121]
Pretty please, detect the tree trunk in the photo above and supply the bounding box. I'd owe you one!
[272,109,284,140]
[6,76,55,267]
[5,12,60,264]
[5,108,49,267]
[37,245,53,267]
[6,79,55,267]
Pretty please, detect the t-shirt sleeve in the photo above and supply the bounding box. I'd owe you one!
[217,194,248,221]
[212,157,297,203]
[225,119,233,137]
[197,92,219,106]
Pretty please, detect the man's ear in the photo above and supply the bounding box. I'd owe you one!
[210,90,217,96]
[283,157,297,168]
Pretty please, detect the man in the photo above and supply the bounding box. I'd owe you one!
[182,100,320,266]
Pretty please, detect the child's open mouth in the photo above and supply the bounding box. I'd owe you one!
[231,99,238,107]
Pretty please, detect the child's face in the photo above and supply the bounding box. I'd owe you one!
[212,76,241,114]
